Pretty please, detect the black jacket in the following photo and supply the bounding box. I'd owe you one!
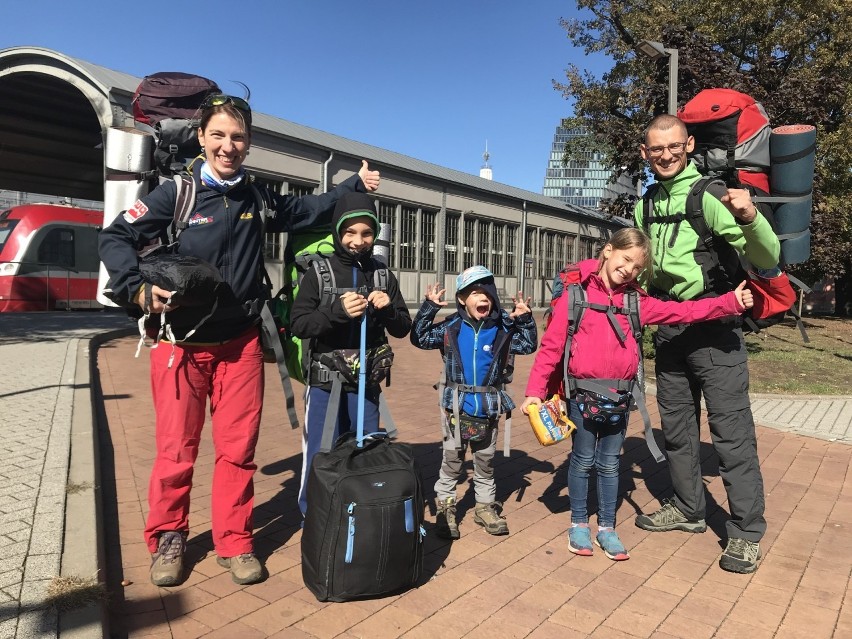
[98,171,365,342]
[289,198,411,372]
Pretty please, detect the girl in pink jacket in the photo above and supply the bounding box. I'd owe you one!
[521,228,752,561]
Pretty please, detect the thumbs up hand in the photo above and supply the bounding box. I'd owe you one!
[734,280,754,310]
[358,159,380,192]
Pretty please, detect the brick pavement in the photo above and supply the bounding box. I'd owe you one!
[95,328,852,639]
[0,312,130,639]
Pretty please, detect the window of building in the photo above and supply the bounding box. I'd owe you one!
[444,213,459,272]
[477,219,490,269]
[524,227,536,280]
[506,226,517,276]
[378,200,396,268]
[463,218,476,270]
[420,209,436,272]
[491,224,504,275]
[542,232,555,279]
[400,206,417,270]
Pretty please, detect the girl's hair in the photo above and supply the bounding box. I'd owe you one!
[597,227,653,281]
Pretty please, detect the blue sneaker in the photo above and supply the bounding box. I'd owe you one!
[568,523,593,556]
[595,528,630,561]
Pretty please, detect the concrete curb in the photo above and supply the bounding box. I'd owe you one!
[59,327,135,639]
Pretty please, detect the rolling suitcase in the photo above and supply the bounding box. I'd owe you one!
[301,313,424,602]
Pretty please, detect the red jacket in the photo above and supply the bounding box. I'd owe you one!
[525,259,745,399]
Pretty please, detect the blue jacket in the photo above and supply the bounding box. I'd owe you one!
[410,299,537,418]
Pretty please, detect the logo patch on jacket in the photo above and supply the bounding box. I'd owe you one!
[188,213,213,226]
[122,200,148,224]
[239,212,254,220]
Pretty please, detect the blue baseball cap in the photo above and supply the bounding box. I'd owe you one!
[456,265,494,292]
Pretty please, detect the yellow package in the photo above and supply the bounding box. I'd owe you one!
[528,395,576,446]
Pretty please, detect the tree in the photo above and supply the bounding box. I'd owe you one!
[555,1,852,312]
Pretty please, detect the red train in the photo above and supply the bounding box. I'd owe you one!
[0,203,104,312]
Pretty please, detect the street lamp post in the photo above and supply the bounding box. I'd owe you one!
[636,40,679,115]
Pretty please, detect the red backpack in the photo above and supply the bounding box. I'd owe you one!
[131,72,220,178]
[677,88,771,193]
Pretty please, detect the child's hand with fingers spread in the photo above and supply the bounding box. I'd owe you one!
[510,291,532,319]
[425,283,447,306]
[734,280,754,310]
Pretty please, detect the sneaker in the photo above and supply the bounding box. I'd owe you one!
[719,538,761,574]
[568,523,593,556]
[216,552,263,585]
[634,498,707,533]
[595,528,630,561]
[473,502,509,535]
[435,497,460,539]
[150,531,186,587]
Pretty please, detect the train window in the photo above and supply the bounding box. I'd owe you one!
[0,220,19,254]
[38,227,75,269]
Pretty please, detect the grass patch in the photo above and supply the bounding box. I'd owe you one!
[46,575,109,611]
[643,315,852,395]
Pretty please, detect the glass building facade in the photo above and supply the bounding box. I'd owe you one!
[542,125,634,209]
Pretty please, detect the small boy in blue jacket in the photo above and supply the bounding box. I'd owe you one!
[410,266,537,538]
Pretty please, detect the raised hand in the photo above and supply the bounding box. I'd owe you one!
[358,159,380,192]
[510,291,532,318]
[425,282,447,306]
[734,280,754,310]
[721,188,758,223]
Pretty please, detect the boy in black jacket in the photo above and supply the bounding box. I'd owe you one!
[290,192,412,517]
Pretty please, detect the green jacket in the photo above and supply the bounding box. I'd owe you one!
[634,163,780,301]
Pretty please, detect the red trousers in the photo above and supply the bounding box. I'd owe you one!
[144,328,264,557]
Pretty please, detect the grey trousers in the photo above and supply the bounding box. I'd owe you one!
[434,420,498,504]
[654,322,767,542]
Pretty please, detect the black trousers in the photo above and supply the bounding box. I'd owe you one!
[654,322,766,542]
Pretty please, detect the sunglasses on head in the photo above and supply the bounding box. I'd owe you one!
[201,94,251,112]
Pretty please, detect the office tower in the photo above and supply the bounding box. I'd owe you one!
[542,124,634,208]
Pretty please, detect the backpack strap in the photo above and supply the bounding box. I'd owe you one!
[623,290,664,463]
[561,282,586,397]
[167,174,196,244]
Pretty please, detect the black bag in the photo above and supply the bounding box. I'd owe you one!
[301,432,424,602]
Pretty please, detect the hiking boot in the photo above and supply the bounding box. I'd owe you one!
[635,498,707,533]
[474,502,509,535]
[150,531,186,587]
[719,538,761,574]
[595,528,630,561]
[568,523,593,556]
[217,552,263,585]
[435,497,460,539]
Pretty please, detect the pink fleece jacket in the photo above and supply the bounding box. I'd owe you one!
[525,259,746,399]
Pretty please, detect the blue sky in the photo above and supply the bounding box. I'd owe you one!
[4,1,611,194]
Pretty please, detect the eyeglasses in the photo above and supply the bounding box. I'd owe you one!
[201,94,251,113]
[645,141,688,157]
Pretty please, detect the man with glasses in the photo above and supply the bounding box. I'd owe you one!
[633,114,779,574]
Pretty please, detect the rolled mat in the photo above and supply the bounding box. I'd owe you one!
[770,125,815,238]
[780,228,811,267]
